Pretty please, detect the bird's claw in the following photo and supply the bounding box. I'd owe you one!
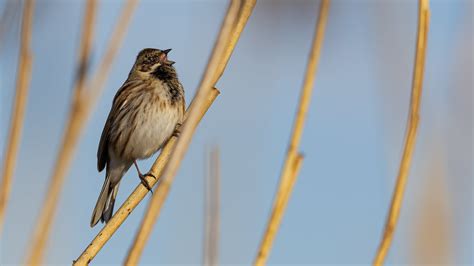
[172,123,182,137]
[139,172,156,194]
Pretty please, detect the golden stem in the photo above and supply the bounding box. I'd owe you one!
[373,0,430,265]
[0,0,35,235]
[254,1,330,264]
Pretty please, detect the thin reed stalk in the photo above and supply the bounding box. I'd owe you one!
[25,0,97,263]
[254,153,304,266]
[124,1,256,263]
[411,153,452,265]
[0,0,35,234]
[254,1,329,265]
[25,0,139,263]
[74,88,220,265]
[373,0,430,264]
[203,147,220,266]
[84,0,140,109]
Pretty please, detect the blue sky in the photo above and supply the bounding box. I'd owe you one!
[0,0,472,265]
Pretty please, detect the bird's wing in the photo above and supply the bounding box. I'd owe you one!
[97,79,142,172]
[97,108,112,172]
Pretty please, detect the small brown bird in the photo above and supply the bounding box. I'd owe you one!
[90,48,185,227]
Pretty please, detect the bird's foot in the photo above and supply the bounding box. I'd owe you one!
[172,123,182,137]
[139,172,156,194]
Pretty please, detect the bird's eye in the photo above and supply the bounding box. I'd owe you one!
[143,56,157,65]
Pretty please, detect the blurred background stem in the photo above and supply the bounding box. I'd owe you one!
[203,146,221,266]
[0,0,35,235]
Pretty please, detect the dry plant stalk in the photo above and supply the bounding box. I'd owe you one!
[84,0,140,108]
[255,153,304,266]
[0,0,35,234]
[203,147,221,266]
[124,0,256,263]
[25,0,139,264]
[373,0,430,265]
[73,88,219,265]
[411,153,452,265]
[25,0,97,263]
[254,1,329,265]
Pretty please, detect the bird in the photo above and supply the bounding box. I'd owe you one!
[90,48,185,227]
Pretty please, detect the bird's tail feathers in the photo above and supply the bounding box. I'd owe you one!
[101,182,120,223]
[90,172,121,227]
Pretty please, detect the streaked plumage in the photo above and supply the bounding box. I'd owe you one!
[91,48,185,227]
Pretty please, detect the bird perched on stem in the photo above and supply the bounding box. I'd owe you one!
[90,48,185,227]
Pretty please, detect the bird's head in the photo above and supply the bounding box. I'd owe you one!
[132,48,176,77]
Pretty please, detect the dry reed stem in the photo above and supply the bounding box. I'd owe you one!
[124,0,255,263]
[254,1,329,264]
[411,154,452,264]
[373,0,430,265]
[212,0,256,84]
[0,0,34,234]
[254,154,304,266]
[72,88,219,265]
[203,147,220,266]
[84,0,140,109]
[24,0,97,264]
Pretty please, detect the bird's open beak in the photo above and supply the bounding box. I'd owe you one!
[159,49,174,65]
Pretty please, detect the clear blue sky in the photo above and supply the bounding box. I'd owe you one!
[0,0,472,265]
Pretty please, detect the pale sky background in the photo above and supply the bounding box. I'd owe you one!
[0,0,472,265]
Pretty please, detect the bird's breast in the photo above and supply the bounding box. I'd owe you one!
[111,81,184,161]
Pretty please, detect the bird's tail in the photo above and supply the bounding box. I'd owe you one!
[90,171,121,227]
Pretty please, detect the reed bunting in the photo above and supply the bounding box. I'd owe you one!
[90,48,185,227]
